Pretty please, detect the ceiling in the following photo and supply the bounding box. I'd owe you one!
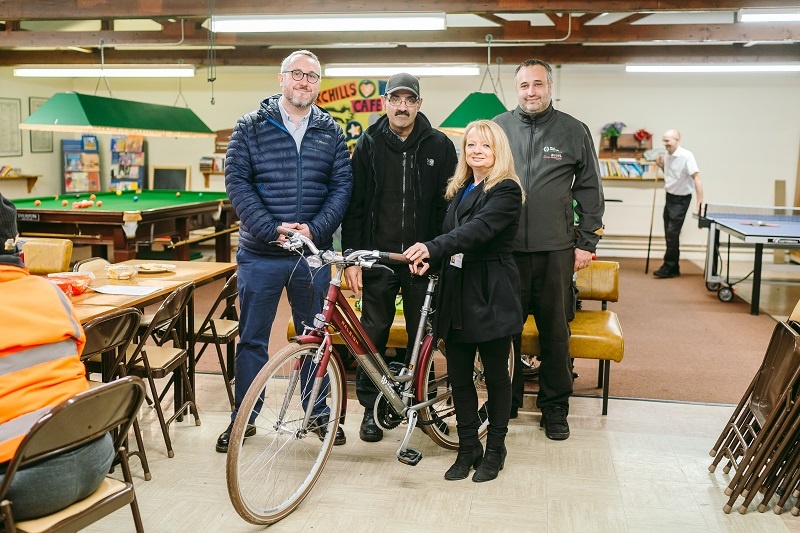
[1,1,799,68]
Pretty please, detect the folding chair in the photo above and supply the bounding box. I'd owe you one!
[125,281,200,458]
[81,308,151,481]
[0,377,146,533]
[193,272,238,410]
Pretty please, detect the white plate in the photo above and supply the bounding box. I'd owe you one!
[137,263,177,274]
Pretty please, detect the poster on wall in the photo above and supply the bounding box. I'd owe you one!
[315,78,386,154]
[0,98,22,157]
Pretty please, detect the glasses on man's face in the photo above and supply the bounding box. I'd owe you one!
[283,69,320,84]
[386,95,419,107]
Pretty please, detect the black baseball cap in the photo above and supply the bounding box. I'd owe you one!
[385,73,420,98]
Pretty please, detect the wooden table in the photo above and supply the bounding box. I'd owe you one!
[72,259,237,414]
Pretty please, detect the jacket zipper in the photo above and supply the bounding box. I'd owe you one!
[401,151,407,250]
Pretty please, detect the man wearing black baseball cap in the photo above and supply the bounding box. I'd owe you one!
[342,73,457,442]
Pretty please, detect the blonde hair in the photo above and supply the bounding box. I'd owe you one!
[445,120,526,203]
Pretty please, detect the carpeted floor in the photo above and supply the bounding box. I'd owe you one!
[193,257,779,405]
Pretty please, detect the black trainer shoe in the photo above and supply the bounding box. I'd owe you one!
[310,415,346,446]
[540,406,570,440]
[359,411,383,442]
[216,421,256,453]
[653,267,680,278]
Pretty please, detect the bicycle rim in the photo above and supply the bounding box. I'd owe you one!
[421,345,515,450]
[226,342,343,525]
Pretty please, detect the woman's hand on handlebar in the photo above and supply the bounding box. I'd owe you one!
[404,242,431,275]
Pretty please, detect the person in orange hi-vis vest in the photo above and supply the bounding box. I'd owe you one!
[0,193,115,521]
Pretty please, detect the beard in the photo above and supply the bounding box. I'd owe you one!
[285,89,315,109]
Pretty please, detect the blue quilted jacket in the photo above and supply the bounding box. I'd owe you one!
[225,94,353,256]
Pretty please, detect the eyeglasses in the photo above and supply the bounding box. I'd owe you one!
[282,69,320,84]
[386,95,419,107]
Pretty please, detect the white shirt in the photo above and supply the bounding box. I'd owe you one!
[278,97,312,154]
[663,145,700,196]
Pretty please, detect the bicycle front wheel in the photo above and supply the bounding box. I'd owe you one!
[420,344,515,450]
[226,342,344,525]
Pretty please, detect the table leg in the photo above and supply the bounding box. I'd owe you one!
[751,243,764,315]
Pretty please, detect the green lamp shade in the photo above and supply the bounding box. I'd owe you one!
[20,92,215,138]
[439,92,508,134]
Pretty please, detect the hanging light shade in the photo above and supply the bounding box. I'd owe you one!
[438,92,508,135]
[19,92,215,138]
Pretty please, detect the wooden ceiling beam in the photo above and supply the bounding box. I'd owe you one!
[0,1,791,20]
[2,43,798,67]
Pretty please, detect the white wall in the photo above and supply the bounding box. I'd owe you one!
[1,64,798,255]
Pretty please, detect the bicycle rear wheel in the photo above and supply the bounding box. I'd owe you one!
[420,344,515,450]
[226,342,343,525]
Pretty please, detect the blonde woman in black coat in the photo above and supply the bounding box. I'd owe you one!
[404,120,525,482]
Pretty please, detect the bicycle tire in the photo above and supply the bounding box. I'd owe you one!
[226,342,343,525]
[419,344,514,449]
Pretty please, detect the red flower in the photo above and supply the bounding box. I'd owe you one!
[634,129,652,141]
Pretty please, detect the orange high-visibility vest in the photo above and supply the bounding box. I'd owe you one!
[0,265,88,463]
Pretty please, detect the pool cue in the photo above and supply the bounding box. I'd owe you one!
[644,175,659,274]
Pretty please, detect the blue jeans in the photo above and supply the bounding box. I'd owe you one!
[0,433,114,521]
[234,248,332,422]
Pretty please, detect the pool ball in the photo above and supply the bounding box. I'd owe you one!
[136,189,142,194]
[89,194,96,200]
[87,200,94,206]
[61,200,69,206]
[72,202,79,209]
[34,200,41,206]
[116,190,122,196]
[75,194,80,198]
[54,195,59,200]
[198,192,203,197]
[175,192,181,197]
[96,201,103,207]
[132,196,139,202]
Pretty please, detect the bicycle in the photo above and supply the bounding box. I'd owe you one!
[226,227,514,525]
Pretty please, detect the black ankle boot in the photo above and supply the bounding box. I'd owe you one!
[444,442,484,480]
[472,444,507,482]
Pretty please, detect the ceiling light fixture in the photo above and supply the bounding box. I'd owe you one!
[740,9,800,22]
[324,65,479,77]
[13,65,196,78]
[210,13,446,33]
[20,92,214,138]
[626,64,800,73]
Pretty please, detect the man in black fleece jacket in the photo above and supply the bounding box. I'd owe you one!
[495,59,604,441]
[341,73,457,442]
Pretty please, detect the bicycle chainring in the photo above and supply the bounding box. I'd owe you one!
[374,393,403,430]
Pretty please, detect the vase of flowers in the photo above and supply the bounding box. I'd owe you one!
[634,128,652,149]
[601,122,626,150]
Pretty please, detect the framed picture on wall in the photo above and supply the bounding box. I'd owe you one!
[0,98,22,157]
[28,97,53,153]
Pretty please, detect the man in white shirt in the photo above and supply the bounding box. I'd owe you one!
[654,129,704,278]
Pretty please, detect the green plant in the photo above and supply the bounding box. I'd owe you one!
[601,122,626,138]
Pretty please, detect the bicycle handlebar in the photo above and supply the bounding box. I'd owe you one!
[275,226,411,267]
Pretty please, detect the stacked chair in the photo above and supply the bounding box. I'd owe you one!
[709,300,800,515]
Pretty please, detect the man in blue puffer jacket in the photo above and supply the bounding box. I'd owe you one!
[218,49,353,453]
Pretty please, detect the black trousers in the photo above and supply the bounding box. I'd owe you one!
[662,192,693,272]
[446,335,512,448]
[355,265,427,409]
[511,248,574,412]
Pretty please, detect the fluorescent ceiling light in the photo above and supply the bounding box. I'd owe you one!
[211,13,446,33]
[626,64,800,73]
[740,9,800,22]
[13,65,196,78]
[325,65,479,77]
[114,45,236,51]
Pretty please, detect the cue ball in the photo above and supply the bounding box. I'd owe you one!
[176,192,181,197]
[116,190,122,196]
[34,200,41,206]
[89,194,96,200]
[133,196,139,202]
[96,201,103,207]
[62,200,69,206]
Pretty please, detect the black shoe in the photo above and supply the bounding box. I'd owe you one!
[215,421,256,453]
[444,442,484,480]
[510,406,519,419]
[653,267,680,278]
[310,415,346,446]
[359,411,383,442]
[472,444,507,482]
[540,406,570,440]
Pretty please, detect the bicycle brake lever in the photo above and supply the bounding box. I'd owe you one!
[373,263,394,273]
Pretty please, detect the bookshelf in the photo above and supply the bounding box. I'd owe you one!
[62,136,100,193]
[110,135,147,191]
[0,174,39,192]
[598,133,661,181]
[200,128,232,188]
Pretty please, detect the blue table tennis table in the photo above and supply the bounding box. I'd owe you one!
[698,204,800,315]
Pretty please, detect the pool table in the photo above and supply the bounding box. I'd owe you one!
[13,190,238,262]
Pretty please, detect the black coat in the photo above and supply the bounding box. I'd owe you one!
[424,178,524,344]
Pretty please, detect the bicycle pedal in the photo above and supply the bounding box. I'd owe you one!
[397,448,423,466]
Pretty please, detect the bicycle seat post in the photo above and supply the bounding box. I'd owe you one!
[406,275,438,373]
